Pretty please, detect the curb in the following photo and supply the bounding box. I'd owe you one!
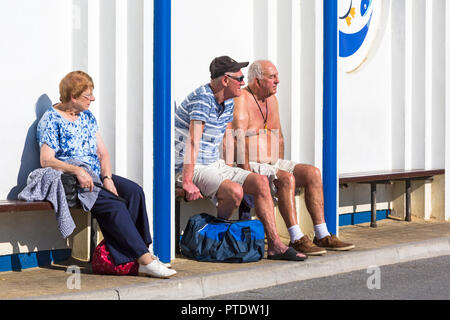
[27,236,450,300]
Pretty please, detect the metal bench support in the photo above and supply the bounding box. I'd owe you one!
[405,179,411,222]
[175,199,181,254]
[370,183,377,228]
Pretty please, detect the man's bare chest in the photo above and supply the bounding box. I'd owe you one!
[247,100,277,132]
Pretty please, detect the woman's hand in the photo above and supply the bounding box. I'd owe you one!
[103,177,118,196]
[75,168,94,192]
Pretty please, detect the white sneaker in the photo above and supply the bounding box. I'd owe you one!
[153,255,172,269]
[148,248,172,268]
[138,260,177,279]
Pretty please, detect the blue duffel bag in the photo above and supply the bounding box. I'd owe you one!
[180,213,265,263]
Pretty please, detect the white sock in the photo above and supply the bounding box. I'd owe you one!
[288,225,304,242]
[314,223,330,240]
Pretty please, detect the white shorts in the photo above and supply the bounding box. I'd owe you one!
[176,159,252,206]
[250,159,298,175]
[244,159,299,207]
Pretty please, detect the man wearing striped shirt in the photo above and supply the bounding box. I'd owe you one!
[175,56,306,261]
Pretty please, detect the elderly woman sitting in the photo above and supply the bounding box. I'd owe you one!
[37,71,175,278]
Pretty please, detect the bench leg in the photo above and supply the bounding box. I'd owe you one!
[239,199,252,221]
[70,209,92,261]
[90,214,98,262]
[370,183,377,228]
[405,179,411,222]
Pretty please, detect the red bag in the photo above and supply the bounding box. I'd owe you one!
[91,240,139,276]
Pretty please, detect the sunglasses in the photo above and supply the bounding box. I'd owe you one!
[225,74,245,82]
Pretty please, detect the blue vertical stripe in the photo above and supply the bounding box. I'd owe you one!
[153,0,171,262]
[323,0,338,235]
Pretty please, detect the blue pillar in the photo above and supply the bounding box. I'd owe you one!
[153,0,171,262]
[323,0,338,234]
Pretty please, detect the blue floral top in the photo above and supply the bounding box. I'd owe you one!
[37,106,101,177]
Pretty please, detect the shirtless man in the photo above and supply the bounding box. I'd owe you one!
[232,60,355,255]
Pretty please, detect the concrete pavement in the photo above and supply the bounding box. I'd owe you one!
[1,217,449,300]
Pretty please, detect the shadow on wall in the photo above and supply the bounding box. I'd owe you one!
[7,94,52,200]
[339,183,394,210]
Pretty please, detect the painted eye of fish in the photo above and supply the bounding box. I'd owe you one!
[360,0,372,17]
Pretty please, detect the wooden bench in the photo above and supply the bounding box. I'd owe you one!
[0,200,94,262]
[0,200,53,213]
[339,169,445,227]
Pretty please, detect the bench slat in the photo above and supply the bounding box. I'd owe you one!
[339,169,444,184]
[0,200,53,213]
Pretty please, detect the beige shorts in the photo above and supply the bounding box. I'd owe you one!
[249,159,298,192]
[244,159,299,207]
[250,159,298,175]
[176,159,252,206]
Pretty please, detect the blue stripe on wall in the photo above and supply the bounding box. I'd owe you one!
[0,249,71,272]
[339,210,389,226]
[153,0,172,263]
[323,0,338,234]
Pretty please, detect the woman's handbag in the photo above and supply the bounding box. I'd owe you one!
[180,213,265,263]
[60,173,127,208]
[60,174,81,207]
[91,240,139,275]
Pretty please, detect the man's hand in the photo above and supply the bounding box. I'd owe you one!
[182,180,203,201]
[103,178,118,196]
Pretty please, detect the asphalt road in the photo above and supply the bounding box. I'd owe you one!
[207,255,450,300]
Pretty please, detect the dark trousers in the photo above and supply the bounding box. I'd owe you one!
[90,174,152,265]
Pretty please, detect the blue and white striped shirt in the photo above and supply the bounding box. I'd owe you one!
[175,84,234,173]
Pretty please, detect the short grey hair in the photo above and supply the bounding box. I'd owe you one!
[248,60,272,83]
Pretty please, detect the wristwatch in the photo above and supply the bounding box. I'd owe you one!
[101,175,112,182]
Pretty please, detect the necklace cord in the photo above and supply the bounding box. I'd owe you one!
[247,87,268,128]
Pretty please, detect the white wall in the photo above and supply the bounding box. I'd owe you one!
[339,0,445,173]
[172,0,254,104]
[338,0,392,173]
[0,0,72,200]
[172,0,323,166]
[338,0,448,220]
[0,0,155,253]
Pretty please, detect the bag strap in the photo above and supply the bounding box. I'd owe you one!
[242,227,251,242]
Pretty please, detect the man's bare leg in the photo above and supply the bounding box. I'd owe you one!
[292,164,325,225]
[274,169,327,255]
[273,169,298,228]
[291,164,354,250]
[216,180,244,220]
[242,173,306,259]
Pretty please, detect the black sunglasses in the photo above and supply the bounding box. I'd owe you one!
[225,74,245,82]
